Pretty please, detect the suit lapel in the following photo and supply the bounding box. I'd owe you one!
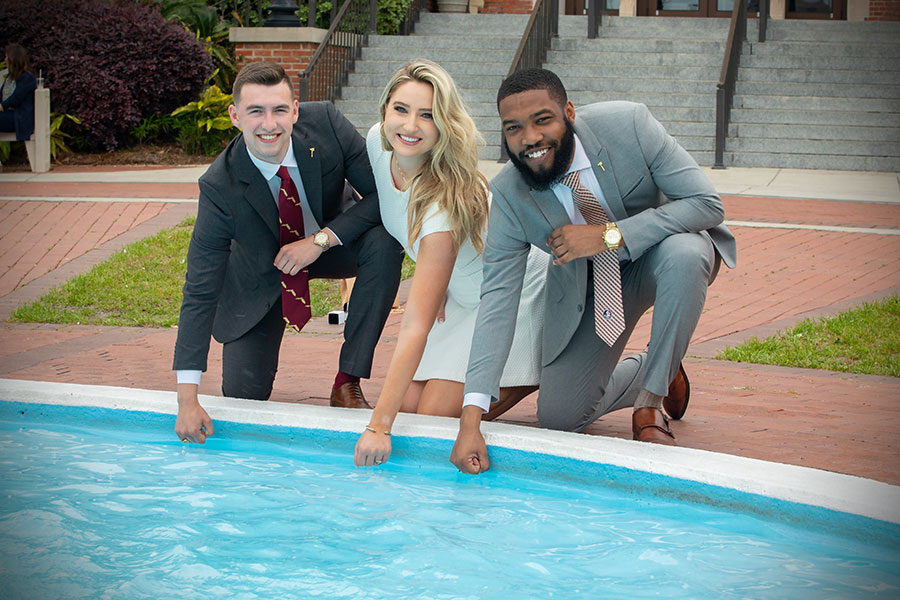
[530,186,571,231]
[574,116,627,221]
[234,135,279,240]
[293,131,323,223]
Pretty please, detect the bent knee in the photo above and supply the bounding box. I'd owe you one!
[655,233,715,281]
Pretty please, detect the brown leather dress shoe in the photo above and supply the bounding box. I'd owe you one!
[662,363,690,421]
[632,407,676,445]
[329,381,372,409]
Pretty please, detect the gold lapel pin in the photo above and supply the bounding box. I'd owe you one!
[597,160,605,172]
[309,147,316,158]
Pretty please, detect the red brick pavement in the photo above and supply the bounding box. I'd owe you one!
[0,186,898,485]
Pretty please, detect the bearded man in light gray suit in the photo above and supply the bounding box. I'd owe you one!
[451,68,736,474]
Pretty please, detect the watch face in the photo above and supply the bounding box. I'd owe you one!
[605,229,621,245]
[315,232,328,247]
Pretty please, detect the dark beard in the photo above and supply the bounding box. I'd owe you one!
[505,118,576,191]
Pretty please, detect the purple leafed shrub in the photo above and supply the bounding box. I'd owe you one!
[0,0,214,151]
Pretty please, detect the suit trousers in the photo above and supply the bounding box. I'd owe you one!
[537,232,720,432]
[221,224,403,400]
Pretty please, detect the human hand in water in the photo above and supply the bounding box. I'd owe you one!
[354,426,392,467]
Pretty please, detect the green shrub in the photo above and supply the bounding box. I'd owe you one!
[171,84,237,156]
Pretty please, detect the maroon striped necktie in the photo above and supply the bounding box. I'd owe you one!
[561,171,625,347]
[277,165,311,332]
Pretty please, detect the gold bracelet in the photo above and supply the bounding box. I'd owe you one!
[365,425,391,436]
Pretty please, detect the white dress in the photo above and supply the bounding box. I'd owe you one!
[366,124,548,385]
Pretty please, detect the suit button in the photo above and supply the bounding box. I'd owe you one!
[577,304,583,312]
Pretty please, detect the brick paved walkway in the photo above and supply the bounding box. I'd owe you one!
[0,169,898,485]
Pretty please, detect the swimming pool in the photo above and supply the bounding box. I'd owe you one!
[2,378,899,599]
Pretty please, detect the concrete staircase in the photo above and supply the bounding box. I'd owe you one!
[336,13,900,171]
[334,12,530,159]
[548,16,732,167]
[730,20,900,171]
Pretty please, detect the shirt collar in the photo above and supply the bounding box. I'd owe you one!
[246,137,298,181]
[565,134,591,176]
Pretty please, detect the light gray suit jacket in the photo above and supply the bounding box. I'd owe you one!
[464,101,737,401]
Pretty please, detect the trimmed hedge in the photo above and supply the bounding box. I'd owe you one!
[0,0,214,151]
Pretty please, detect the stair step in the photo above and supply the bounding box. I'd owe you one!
[553,38,725,54]
[764,20,900,43]
[726,137,900,156]
[561,76,717,94]
[729,123,900,142]
[725,152,900,171]
[740,67,900,85]
[730,107,900,127]
[740,54,900,70]
[361,47,518,63]
[546,50,723,66]
[568,90,717,108]
[734,94,900,112]
[414,12,529,35]
[368,34,521,50]
[735,80,900,99]
[351,60,512,76]
[746,40,900,58]
[550,64,718,80]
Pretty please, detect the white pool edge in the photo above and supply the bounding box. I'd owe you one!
[3,377,898,526]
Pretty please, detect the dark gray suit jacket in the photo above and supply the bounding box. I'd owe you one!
[464,101,737,400]
[173,101,380,372]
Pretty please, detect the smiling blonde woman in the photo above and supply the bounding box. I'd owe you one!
[354,60,549,468]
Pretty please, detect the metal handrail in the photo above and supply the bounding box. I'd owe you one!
[758,0,769,42]
[713,0,747,169]
[588,0,607,39]
[298,0,375,103]
[507,0,559,77]
[397,0,424,36]
[714,0,769,168]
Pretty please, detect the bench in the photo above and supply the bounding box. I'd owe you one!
[0,86,50,172]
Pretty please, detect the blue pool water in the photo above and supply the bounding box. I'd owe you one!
[1,402,899,600]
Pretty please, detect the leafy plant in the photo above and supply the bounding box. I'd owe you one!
[378,0,414,34]
[299,1,333,28]
[171,84,237,155]
[0,0,214,151]
[172,84,234,132]
[49,113,83,159]
[153,0,238,91]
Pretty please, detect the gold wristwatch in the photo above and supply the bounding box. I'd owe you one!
[603,222,623,250]
[313,230,330,251]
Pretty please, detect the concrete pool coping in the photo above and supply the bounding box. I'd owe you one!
[3,377,899,527]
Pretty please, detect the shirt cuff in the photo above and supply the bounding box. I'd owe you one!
[463,392,491,414]
[176,370,202,385]
[324,227,342,247]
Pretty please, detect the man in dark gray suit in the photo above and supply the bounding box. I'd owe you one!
[174,62,402,444]
[452,68,737,473]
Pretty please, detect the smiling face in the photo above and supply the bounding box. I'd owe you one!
[382,80,439,164]
[499,88,577,190]
[228,81,299,164]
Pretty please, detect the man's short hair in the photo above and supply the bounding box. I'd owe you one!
[232,62,293,105]
[496,68,567,109]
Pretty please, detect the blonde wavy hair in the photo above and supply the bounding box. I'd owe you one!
[378,60,489,254]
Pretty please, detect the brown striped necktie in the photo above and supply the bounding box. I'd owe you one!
[561,171,625,346]
[277,166,311,332]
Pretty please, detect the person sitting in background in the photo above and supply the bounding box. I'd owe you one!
[0,43,37,170]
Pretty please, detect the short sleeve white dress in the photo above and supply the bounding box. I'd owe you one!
[367,124,548,385]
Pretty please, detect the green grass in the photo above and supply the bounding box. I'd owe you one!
[716,295,900,377]
[10,218,415,328]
